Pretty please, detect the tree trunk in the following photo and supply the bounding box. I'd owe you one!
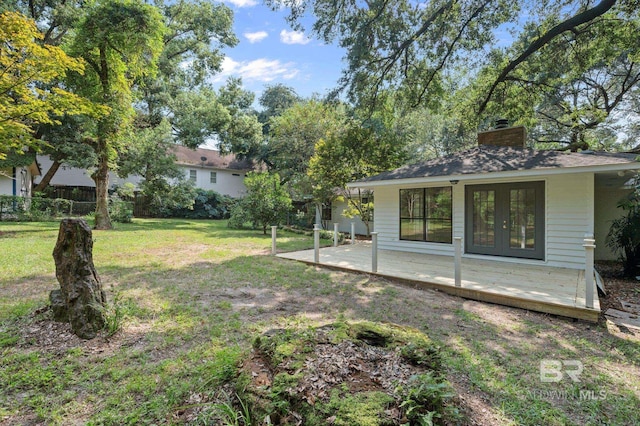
[34,159,61,193]
[92,138,112,230]
[50,219,106,339]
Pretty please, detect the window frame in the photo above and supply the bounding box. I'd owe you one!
[399,186,453,244]
[189,169,197,183]
[210,171,217,184]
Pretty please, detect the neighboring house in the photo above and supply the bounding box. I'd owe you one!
[0,152,41,198]
[347,125,640,268]
[34,145,251,199]
[171,145,251,198]
[35,156,141,199]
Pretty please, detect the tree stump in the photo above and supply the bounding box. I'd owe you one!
[50,219,106,339]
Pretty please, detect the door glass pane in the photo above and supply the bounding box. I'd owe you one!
[472,190,495,247]
[509,188,536,249]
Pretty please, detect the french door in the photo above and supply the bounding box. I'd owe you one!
[465,181,545,260]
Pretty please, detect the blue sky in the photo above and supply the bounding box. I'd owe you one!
[213,0,345,104]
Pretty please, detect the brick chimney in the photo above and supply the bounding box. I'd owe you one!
[478,121,527,148]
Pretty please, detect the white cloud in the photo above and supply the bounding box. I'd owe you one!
[244,31,268,44]
[225,0,257,7]
[214,57,300,82]
[280,29,310,45]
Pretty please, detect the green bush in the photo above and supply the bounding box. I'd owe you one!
[109,198,133,223]
[607,175,640,277]
[167,189,234,219]
[228,172,292,234]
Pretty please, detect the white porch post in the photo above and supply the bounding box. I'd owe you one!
[350,222,355,245]
[454,237,462,287]
[583,234,596,309]
[271,225,277,255]
[371,232,378,273]
[314,224,321,263]
[333,222,339,247]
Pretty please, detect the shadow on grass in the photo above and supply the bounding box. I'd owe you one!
[2,249,640,425]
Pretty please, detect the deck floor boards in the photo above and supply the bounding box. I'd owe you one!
[277,243,600,322]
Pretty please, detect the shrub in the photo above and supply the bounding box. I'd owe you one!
[109,198,133,223]
[228,172,292,234]
[168,189,234,219]
[606,175,640,277]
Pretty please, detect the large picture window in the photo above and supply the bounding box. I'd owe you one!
[400,187,452,243]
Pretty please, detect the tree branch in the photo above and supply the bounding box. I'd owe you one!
[478,0,617,114]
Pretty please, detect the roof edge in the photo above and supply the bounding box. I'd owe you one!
[347,161,640,188]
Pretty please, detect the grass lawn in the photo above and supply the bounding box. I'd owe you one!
[1,219,639,425]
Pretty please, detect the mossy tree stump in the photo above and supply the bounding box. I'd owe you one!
[50,219,106,339]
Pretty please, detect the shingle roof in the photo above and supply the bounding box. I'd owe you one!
[357,146,640,183]
[171,145,252,171]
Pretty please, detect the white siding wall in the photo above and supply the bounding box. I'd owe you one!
[184,166,247,198]
[0,168,14,195]
[331,199,370,235]
[35,156,143,188]
[372,173,596,269]
[545,173,593,269]
[36,156,94,186]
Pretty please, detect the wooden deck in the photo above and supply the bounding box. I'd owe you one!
[277,243,600,322]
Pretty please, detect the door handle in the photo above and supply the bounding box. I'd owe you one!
[502,220,507,229]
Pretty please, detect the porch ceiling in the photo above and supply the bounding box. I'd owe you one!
[278,244,600,322]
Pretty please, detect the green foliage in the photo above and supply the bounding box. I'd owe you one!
[308,114,406,234]
[606,175,640,276]
[396,373,459,425]
[228,172,292,234]
[103,290,124,336]
[320,390,395,426]
[227,202,253,230]
[476,6,640,150]
[209,392,253,426]
[217,77,264,161]
[0,11,102,158]
[0,151,36,169]
[68,0,166,229]
[258,83,302,135]
[0,331,19,348]
[266,100,347,198]
[108,198,133,224]
[168,189,234,219]
[139,179,197,218]
[0,196,79,221]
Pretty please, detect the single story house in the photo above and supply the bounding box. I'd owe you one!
[347,125,640,269]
